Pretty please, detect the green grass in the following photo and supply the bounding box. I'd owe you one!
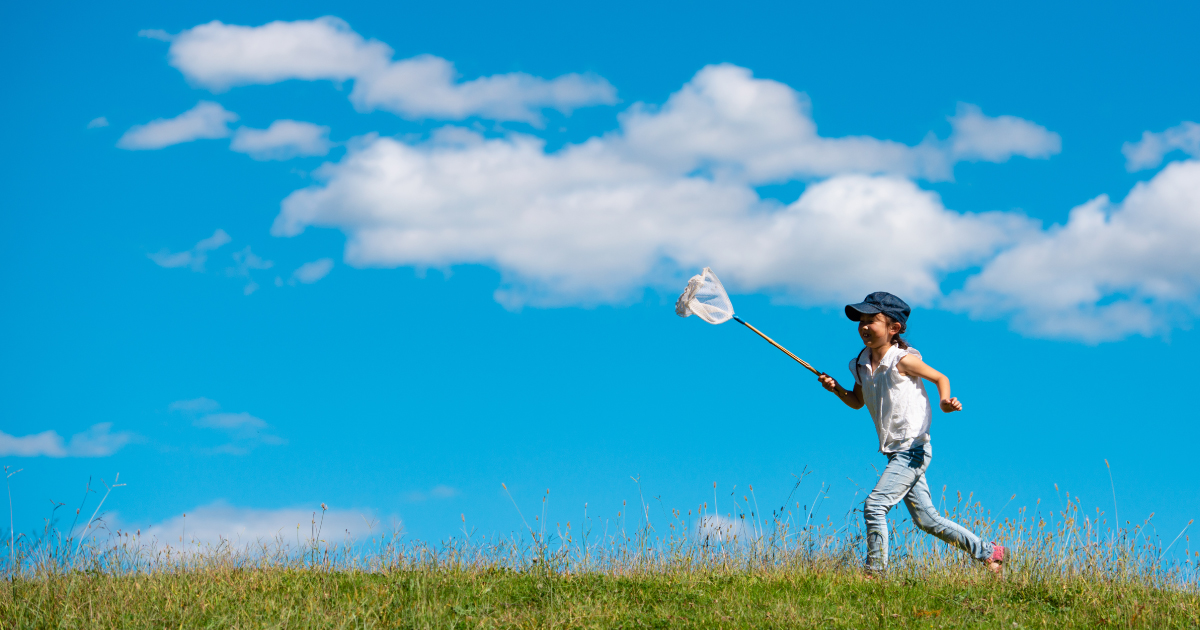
[4,566,1198,628]
[3,475,1197,628]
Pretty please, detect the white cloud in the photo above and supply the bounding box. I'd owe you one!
[695,514,753,543]
[291,258,333,284]
[118,101,238,150]
[123,37,1191,343]
[266,62,1200,341]
[272,69,1036,308]
[1122,121,1200,171]
[0,423,135,458]
[151,233,277,296]
[0,430,65,457]
[351,54,615,122]
[193,411,269,431]
[230,120,333,160]
[149,229,231,271]
[948,103,1061,162]
[143,501,380,549]
[87,117,109,129]
[167,17,382,88]
[948,159,1200,341]
[617,65,947,182]
[164,17,616,123]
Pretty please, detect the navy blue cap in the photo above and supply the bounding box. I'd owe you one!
[845,292,911,328]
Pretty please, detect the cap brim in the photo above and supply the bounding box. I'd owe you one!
[845,303,882,321]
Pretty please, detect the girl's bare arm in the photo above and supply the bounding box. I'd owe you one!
[897,355,962,412]
[817,374,864,409]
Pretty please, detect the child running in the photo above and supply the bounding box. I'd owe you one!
[817,291,1006,575]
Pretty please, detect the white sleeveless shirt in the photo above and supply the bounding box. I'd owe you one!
[850,345,932,453]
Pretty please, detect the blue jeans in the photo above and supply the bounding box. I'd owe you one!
[864,442,993,570]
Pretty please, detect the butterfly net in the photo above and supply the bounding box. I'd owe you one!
[675,267,735,324]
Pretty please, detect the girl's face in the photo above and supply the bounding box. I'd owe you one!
[858,313,901,349]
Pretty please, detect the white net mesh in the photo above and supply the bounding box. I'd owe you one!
[675,267,735,324]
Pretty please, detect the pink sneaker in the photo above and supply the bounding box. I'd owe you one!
[986,544,1007,575]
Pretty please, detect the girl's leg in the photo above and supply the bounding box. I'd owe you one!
[903,474,993,562]
[863,448,927,571]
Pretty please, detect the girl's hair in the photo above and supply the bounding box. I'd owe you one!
[884,315,909,349]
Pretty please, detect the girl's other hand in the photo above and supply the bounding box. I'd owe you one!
[940,397,963,413]
[818,373,840,393]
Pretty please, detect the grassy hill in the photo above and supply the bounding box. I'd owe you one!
[5,565,1198,628]
[3,483,1197,628]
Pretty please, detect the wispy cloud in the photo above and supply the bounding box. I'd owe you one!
[138,29,173,42]
[118,101,238,150]
[227,246,274,295]
[0,423,136,458]
[150,234,277,297]
[168,397,221,413]
[169,398,285,455]
[86,116,109,129]
[404,485,460,502]
[149,229,231,271]
[290,258,333,284]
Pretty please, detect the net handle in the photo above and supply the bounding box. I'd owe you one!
[732,316,847,395]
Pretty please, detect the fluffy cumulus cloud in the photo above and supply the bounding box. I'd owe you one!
[131,26,1200,342]
[118,101,238,150]
[269,64,1200,341]
[617,65,949,182]
[1123,121,1200,171]
[230,120,333,160]
[164,17,616,123]
[273,65,1039,308]
[0,423,136,458]
[142,501,381,549]
[949,159,1200,341]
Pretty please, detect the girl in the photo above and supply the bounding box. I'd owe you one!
[817,291,1006,574]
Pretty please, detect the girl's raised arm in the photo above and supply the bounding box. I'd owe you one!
[897,355,962,413]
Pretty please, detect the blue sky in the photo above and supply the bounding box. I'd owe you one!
[3,0,1198,549]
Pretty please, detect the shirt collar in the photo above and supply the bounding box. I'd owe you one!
[858,345,904,367]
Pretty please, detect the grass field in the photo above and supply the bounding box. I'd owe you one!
[5,565,1199,628]
[2,476,1197,628]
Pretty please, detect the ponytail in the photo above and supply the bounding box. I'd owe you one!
[885,315,909,349]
